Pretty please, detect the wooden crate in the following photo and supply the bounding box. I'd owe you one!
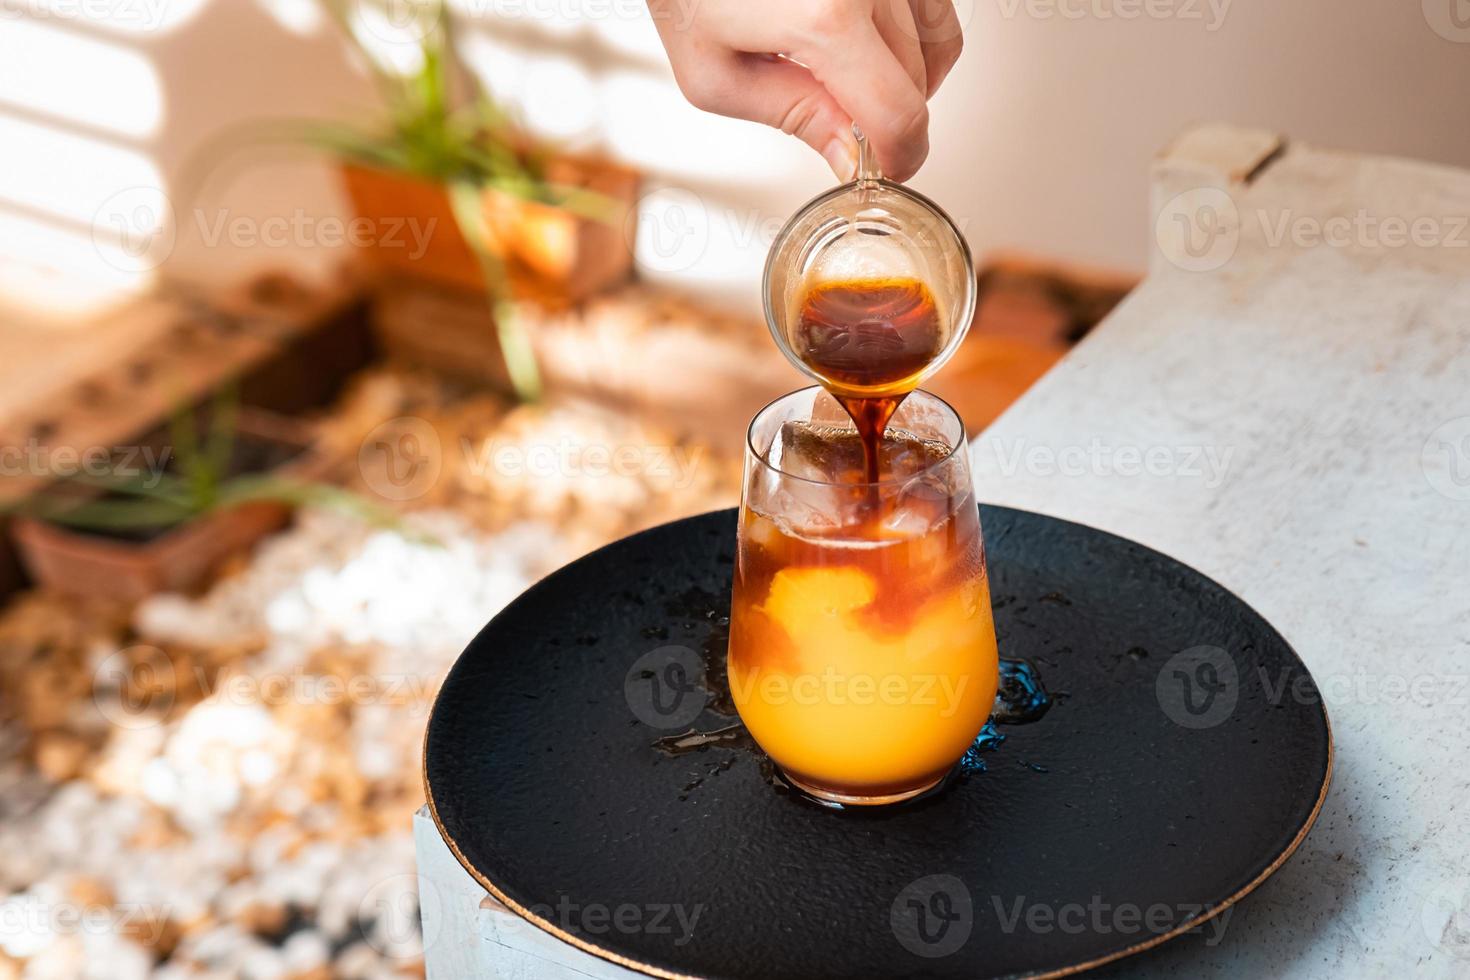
[0,273,372,602]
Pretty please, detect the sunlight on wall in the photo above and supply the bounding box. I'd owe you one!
[461,0,667,63]
[0,114,167,318]
[0,19,164,139]
[458,31,527,109]
[0,1,190,322]
[0,115,164,227]
[469,0,584,37]
[251,0,324,36]
[459,33,600,140]
[0,0,812,324]
[458,14,805,183]
[584,6,668,63]
[517,54,599,139]
[453,5,815,306]
[348,5,427,75]
[0,209,153,319]
[600,68,805,183]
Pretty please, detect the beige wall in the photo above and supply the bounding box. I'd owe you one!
[920,0,1470,271]
[2,0,1468,326]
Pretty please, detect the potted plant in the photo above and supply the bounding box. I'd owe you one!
[9,392,392,603]
[315,0,640,401]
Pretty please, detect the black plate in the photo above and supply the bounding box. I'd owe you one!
[425,507,1331,979]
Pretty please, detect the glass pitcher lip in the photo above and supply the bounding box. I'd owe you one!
[745,385,967,489]
[761,177,978,387]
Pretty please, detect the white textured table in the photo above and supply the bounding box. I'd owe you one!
[973,124,1470,977]
[415,125,1470,977]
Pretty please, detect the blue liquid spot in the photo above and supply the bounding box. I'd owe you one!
[993,657,1052,725]
[962,658,1053,773]
[959,719,1006,772]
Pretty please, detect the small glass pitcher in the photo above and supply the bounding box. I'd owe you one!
[762,125,977,397]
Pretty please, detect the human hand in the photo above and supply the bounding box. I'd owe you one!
[646,0,963,182]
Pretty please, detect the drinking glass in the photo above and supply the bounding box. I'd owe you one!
[728,387,998,805]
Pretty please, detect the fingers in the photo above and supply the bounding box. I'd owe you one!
[799,16,930,180]
[872,0,929,95]
[908,0,964,96]
[649,0,944,181]
[673,51,859,180]
[745,57,860,179]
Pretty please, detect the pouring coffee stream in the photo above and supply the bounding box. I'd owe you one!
[793,275,946,484]
[706,148,1008,807]
[766,124,976,488]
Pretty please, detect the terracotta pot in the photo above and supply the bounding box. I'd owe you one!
[10,411,320,603]
[339,152,640,304]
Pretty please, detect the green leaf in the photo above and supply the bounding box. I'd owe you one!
[61,470,192,506]
[449,179,542,402]
[28,495,194,531]
[204,386,239,495]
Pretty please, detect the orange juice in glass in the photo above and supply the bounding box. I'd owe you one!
[728,387,998,805]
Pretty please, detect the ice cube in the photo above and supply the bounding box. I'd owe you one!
[773,420,866,484]
[879,426,953,480]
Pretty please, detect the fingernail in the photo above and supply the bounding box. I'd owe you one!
[822,135,857,181]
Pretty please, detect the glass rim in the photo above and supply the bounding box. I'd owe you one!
[745,385,966,489]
